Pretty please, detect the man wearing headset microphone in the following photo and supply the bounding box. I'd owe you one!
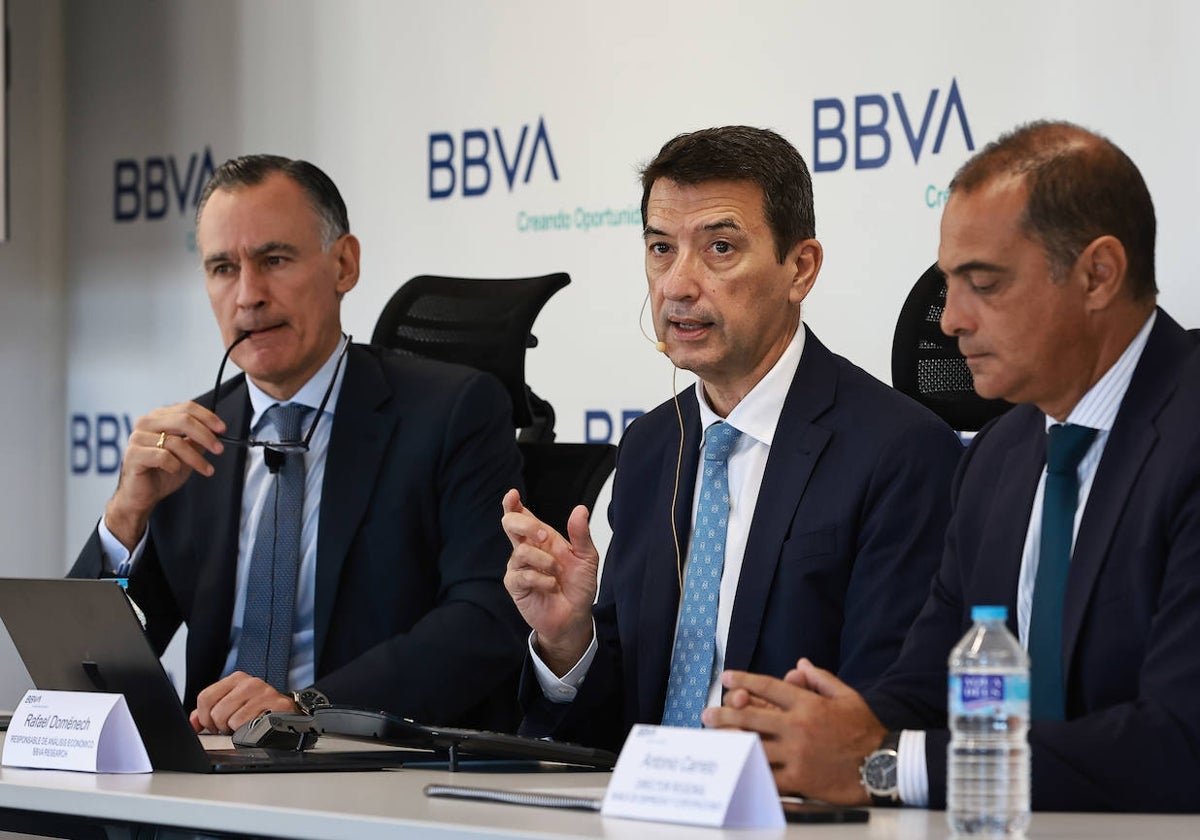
[502,126,964,751]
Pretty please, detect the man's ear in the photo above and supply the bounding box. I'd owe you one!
[787,239,823,306]
[1076,234,1127,311]
[333,234,361,297]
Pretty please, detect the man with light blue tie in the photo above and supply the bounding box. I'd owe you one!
[707,121,1200,813]
[71,155,526,734]
[501,126,964,751]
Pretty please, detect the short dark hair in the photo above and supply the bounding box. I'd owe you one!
[196,154,350,248]
[950,120,1156,300]
[640,126,815,263]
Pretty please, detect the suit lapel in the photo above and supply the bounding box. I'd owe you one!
[637,390,702,718]
[1063,313,1189,671]
[724,329,834,673]
[313,347,398,669]
[979,409,1044,614]
[188,380,250,686]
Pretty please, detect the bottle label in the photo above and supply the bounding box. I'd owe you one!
[950,673,1029,716]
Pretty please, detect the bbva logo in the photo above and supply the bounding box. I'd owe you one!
[428,116,559,199]
[812,78,974,172]
[113,146,218,222]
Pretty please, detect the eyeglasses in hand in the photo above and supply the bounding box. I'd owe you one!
[206,332,352,455]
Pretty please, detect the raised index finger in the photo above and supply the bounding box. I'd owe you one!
[502,488,526,515]
[501,507,556,547]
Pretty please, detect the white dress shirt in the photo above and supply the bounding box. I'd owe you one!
[531,323,807,711]
[896,312,1156,806]
[98,336,349,692]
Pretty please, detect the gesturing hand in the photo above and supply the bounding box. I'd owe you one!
[501,488,599,676]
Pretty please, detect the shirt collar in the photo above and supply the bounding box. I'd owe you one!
[695,321,806,447]
[248,335,350,432]
[1045,310,1156,433]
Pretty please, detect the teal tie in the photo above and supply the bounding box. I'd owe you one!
[235,403,309,692]
[1029,422,1098,721]
[662,421,742,727]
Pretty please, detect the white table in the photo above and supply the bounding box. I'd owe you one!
[0,736,1196,839]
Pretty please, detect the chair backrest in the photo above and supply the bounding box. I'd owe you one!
[371,273,617,523]
[891,263,1012,433]
[517,442,617,537]
[370,273,570,437]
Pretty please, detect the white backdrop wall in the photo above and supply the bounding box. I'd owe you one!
[0,0,65,704]
[0,0,1188,703]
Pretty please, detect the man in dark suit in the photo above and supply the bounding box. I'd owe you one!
[502,126,963,751]
[71,155,526,733]
[707,121,1200,813]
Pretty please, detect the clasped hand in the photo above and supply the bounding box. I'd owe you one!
[702,658,887,805]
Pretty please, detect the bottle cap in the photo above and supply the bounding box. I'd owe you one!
[971,604,1007,622]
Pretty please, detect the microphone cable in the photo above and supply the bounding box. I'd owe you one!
[639,292,686,595]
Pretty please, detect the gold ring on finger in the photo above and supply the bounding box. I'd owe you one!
[156,431,167,449]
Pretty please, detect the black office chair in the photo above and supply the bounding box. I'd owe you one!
[892,263,1011,433]
[515,442,616,539]
[371,273,617,535]
[371,272,569,441]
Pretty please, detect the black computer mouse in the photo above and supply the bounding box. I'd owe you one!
[231,711,320,750]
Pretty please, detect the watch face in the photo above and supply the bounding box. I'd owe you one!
[294,689,328,713]
[864,751,898,794]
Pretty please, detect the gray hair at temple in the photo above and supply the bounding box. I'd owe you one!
[949,120,1157,300]
[195,154,350,250]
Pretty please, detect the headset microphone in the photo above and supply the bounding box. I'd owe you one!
[638,290,685,590]
[640,292,672,355]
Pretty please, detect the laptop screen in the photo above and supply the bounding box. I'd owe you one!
[0,578,215,771]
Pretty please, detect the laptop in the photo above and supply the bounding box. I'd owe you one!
[0,578,422,773]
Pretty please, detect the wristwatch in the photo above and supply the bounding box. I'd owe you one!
[291,687,331,715]
[860,730,901,805]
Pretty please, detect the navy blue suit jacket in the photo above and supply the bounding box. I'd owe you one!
[72,345,527,729]
[521,327,964,750]
[865,310,1200,812]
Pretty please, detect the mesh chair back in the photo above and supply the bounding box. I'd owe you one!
[891,263,1011,432]
[371,273,570,432]
[371,271,616,520]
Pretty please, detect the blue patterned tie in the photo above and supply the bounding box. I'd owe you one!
[235,403,309,692]
[662,421,742,727]
[1029,422,1097,720]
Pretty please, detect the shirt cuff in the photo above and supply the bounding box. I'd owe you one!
[96,516,149,577]
[528,622,598,703]
[897,729,929,807]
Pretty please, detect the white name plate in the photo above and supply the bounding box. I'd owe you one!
[3,689,151,773]
[602,724,784,828]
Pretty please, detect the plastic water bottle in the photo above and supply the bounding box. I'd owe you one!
[947,605,1030,836]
